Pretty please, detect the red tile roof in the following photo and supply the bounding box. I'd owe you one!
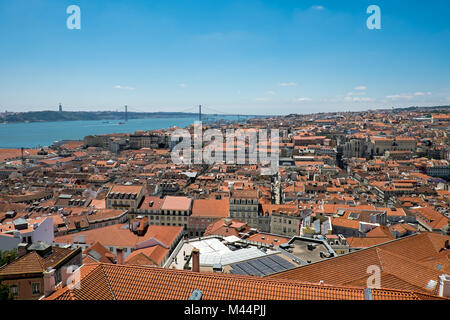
[267,233,450,295]
[54,224,183,249]
[44,263,445,300]
[191,199,229,218]
[161,196,192,211]
[0,246,79,276]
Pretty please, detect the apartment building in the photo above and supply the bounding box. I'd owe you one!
[105,184,145,216]
[369,136,416,157]
[159,196,192,231]
[229,189,259,229]
[0,216,54,251]
[0,242,82,300]
[188,198,229,237]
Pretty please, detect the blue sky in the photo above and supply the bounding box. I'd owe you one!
[0,0,449,115]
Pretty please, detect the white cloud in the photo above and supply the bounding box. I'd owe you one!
[311,5,325,10]
[345,96,375,102]
[414,91,431,96]
[114,85,135,90]
[354,86,367,91]
[294,97,312,102]
[347,91,366,97]
[386,94,413,100]
[278,82,298,87]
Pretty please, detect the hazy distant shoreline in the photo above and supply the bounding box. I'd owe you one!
[0,111,206,124]
[1,106,448,123]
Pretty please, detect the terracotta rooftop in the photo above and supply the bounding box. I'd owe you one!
[267,233,450,296]
[54,224,183,248]
[109,185,143,195]
[191,198,229,217]
[246,233,291,246]
[44,263,445,300]
[138,196,164,211]
[0,245,79,276]
[83,241,115,264]
[124,245,168,266]
[87,209,127,223]
[204,218,250,237]
[231,189,258,199]
[161,196,192,211]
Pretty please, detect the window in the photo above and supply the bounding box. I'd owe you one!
[55,271,62,284]
[10,285,18,296]
[32,283,41,295]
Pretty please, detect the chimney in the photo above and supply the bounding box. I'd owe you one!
[43,268,56,297]
[61,266,71,287]
[61,265,79,288]
[191,249,200,272]
[17,243,28,258]
[116,247,125,265]
[439,274,450,298]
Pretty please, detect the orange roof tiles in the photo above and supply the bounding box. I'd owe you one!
[161,196,192,211]
[44,263,446,300]
[191,199,229,218]
[83,241,115,264]
[246,233,291,246]
[0,246,79,276]
[54,224,183,248]
[124,245,168,266]
[411,207,449,230]
[267,233,450,296]
[109,184,143,195]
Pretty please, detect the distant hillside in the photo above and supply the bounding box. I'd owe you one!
[0,111,200,123]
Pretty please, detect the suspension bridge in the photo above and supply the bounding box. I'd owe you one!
[121,104,273,123]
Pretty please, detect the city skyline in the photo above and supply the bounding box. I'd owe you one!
[0,0,449,115]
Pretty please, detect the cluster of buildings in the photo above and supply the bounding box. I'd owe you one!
[0,108,449,300]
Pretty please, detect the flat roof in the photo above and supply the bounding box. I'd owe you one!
[161,196,192,211]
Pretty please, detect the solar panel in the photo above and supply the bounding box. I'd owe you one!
[230,265,248,275]
[248,262,266,275]
[260,258,281,273]
[248,260,273,275]
[243,262,265,276]
[270,255,296,269]
[231,264,249,275]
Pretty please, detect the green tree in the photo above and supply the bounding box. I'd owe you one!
[0,249,17,267]
[0,279,13,300]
